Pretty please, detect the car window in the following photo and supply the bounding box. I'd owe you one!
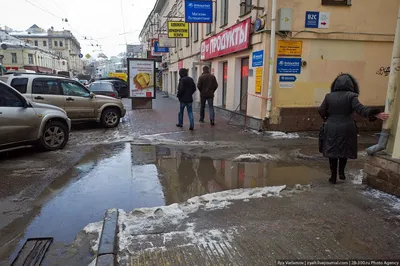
[0,77,8,83]
[117,81,127,88]
[61,80,90,97]
[32,78,62,95]
[89,83,114,92]
[0,83,24,107]
[11,78,28,94]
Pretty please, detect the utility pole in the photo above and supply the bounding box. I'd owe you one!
[367,5,400,155]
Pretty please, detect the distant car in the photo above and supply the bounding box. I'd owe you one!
[2,73,126,128]
[88,81,120,99]
[79,79,89,86]
[0,80,71,151]
[98,78,129,98]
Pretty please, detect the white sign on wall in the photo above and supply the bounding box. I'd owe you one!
[318,12,330,29]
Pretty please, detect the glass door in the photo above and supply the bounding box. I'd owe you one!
[240,58,249,113]
[222,62,228,108]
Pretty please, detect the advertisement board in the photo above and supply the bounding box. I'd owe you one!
[127,58,156,98]
[168,21,189,38]
[201,17,251,60]
[159,34,176,48]
[126,44,143,55]
[154,41,169,53]
[277,40,302,56]
[185,0,213,23]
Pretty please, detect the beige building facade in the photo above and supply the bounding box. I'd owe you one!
[140,0,400,131]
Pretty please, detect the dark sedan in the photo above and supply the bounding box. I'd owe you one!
[88,81,120,99]
[98,78,129,98]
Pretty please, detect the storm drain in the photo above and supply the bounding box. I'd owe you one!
[11,238,53,266]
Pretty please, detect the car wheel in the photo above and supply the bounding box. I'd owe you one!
[39,121,69,151]
[101,108,121,128]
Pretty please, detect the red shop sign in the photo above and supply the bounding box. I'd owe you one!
[178,60,183,69]
[201,17,251,61]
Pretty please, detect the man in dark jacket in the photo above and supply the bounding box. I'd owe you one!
[176,68,196,130]
[197,66,218,125]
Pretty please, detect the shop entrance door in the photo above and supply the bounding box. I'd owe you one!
[240,58,249,113]
[222,62,228,108]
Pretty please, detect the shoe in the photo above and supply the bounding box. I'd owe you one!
[176,124,183,128]
[339,173,346,180]
[329,176,337,184]
[199,119,204,123]
[189,127,194,131]
[210,120,215,126]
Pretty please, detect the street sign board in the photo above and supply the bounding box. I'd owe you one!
[255,67,263,93]
[159,34,176,48]
[252,50,264,67]
[127,58,156,99]
[277,58,302,74]
[279,75,297,82]
[127,44,143,54]
[278,40,302,56]
[154,41,169,53]
[305,11,330,28]
[168,22,189,38]
[79,53,83,58]
[185,0,213,23]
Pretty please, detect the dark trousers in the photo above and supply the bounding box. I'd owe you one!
[200,97,215,121]
[329,158,348,174]
[178,102,194,128]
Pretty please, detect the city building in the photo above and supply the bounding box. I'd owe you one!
[140,0,400,131]
[0,30,67,73]
[9,24,83,75]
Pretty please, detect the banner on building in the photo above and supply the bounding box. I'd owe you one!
[201,17,251,60]
[159,34,176,48]
[127,58,156,99]
[154,41,169,53]
[185,0,213,23]
[168,21,189,38]
[127,45,143,55]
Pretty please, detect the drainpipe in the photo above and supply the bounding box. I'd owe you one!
[366,5,400,155]
[265,0,277,120]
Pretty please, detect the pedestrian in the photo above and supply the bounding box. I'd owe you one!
[197,65,218,126]
[318,73,389,184]
[176,68,196,130]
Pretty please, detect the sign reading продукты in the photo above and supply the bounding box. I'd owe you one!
[305,11,330,28]
[185,0,213,23]
[279,75,297,82]
[277,58,302,74]
[252,50,264,67]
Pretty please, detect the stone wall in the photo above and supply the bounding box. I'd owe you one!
[364,155,400,197]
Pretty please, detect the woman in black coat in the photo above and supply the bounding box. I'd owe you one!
[318,73,389,184]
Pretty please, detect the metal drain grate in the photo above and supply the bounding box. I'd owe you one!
[11,238,53,266]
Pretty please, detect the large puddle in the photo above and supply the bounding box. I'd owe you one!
[6,143,326,261]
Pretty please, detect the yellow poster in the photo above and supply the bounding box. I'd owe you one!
[255,68,263,93]
[168,22,189,38]
[277,40,303,56]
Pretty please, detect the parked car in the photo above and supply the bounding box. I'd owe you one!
[88,81,120,99]
[1,73,126,128]
[98,77,129,98]
[0,80,71,151]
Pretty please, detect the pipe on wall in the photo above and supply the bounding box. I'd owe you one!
[265,0,277,119]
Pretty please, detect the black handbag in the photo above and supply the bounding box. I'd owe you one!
[319,122,326,153]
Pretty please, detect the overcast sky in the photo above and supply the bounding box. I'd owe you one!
[1,0,156,58]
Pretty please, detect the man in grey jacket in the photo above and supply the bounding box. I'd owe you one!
[197,66,218,125]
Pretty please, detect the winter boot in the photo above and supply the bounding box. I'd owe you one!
[339,158,347,180]
[329,158,338,184]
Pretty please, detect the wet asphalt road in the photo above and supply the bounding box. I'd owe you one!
[0,94,388,265]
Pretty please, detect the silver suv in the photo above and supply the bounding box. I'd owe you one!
[0,81,71,151]
[1,73,126,128]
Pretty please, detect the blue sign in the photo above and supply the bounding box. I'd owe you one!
[279,75,297,82]
[185,0,213,23]
[252,50,264,67]
[277,58,302,74]
[305,11,319,28]
[154,41,169,53]
[79,53,83,58]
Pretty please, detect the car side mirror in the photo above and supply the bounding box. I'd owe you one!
[90,92,95,99]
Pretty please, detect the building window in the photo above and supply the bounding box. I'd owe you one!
[43,40,47,46]
[28,54,34,64]
[34,40,38,46]
[240,0,252,16]
[193,24,199,42]
[206,23,212,35]
[11,53,17,64]
[60,41,63,47]
[54,41,58,47]
[220,0,229,27]
[186,25,191,47]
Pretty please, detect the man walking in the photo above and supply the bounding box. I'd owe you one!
[176,68,196,130]
[197,66,218,125]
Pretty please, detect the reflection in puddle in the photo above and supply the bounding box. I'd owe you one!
[9,144,325,261]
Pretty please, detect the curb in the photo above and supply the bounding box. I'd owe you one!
[96,208,119,266]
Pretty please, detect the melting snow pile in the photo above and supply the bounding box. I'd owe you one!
[363,189,400,211]
[83,221,103,253]
[233,153,279,162]
[267,131,300,139]
[350,169,365,185]
[117,185,285,263]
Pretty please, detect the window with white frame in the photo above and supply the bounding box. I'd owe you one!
[28,54,34,64]
[11,53,17,64]
[221,0,229,26]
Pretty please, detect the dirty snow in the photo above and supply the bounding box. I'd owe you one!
[363,188,400,211]
[117,185,285,263]
[233,153,279,162]
[83,221,103,252]
[349,169,365,185]
[267,131,300,139]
